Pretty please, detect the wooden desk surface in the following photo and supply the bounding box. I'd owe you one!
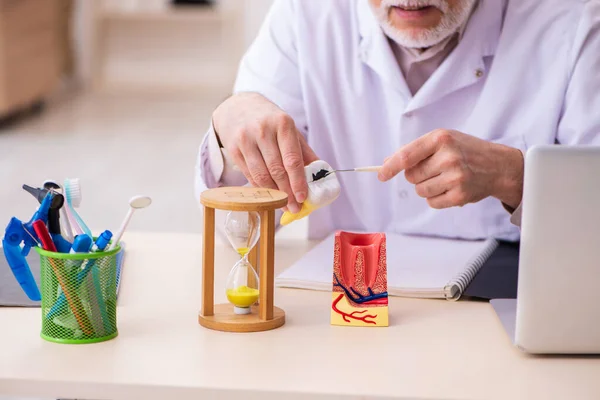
[1,232,599,400]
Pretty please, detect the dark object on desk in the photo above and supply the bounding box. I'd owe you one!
[0,251,41,307]
[0,100,46,129]
[464,240,520,300]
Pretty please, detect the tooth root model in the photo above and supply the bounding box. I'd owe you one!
[331,231,389,327]
[280,160,341,226]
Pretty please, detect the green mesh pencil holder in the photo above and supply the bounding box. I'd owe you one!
[34,244,121,344]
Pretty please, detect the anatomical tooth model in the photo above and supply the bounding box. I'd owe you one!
[331,231,389,327]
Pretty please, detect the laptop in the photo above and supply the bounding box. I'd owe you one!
[491,145,600,354]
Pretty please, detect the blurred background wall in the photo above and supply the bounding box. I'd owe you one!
[75,0,274,92]
[0,0,308,243]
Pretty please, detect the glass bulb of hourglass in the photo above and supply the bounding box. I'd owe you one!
[224,211,260,256]
[225,258,260,314]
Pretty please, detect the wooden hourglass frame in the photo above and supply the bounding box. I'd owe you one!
[198,187,288,332]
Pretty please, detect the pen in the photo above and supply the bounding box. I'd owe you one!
[32,219,56,252]
[77,231,113,282]
[32,220,93,335]
[91,230,113,253]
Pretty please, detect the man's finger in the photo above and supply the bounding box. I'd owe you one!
[426,192,453,209]
[240,143,278,190]
[414,174,448,199]
[229,147,258,187]
[426,187,468,209]
[257,136,300,213]
[378,130,444,181]
[404,153,442,184]
[277,121,309,205]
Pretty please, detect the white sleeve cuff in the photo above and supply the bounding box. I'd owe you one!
[208,124,247,186]
[207,124,225,181]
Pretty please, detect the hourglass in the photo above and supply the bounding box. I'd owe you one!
[198,186,288,332]
[224,211,260,314]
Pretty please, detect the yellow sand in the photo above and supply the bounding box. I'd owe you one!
[226,286,259,308]
[236,247,250,256]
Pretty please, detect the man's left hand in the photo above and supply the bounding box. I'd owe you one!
[378,129,524,210]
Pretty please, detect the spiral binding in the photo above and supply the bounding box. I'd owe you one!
[444,239,499,301]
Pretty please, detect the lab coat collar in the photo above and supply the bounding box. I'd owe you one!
[357,0,411,98]
[356,0,505,111]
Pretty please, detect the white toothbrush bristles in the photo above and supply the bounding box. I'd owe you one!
[65,178,83,208]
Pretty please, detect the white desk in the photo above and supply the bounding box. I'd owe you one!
[1,232,599,400]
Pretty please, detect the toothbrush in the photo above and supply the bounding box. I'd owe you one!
[108,195,152,251]
[64,178,93,239]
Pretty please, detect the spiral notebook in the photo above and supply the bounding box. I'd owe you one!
[275,232,498,300]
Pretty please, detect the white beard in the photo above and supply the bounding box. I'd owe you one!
[370,0,477,49]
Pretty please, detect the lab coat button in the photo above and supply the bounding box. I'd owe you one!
[359,46,368,59]
[475,68,484,78]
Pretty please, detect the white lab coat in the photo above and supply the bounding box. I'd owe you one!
[195,0,600,241]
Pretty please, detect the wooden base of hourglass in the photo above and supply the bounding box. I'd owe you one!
[198,187,288,333]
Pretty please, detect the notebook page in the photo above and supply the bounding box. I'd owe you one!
[275,232,496,296]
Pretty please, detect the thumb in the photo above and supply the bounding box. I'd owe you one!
[299,133,319,165]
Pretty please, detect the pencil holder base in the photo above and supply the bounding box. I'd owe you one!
[41,331,118,345]
[35,244,120,344]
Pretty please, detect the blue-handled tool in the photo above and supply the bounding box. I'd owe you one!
[2,192,54,301]
[22,184,72,253]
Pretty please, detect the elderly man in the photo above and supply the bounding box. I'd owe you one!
[195,0,600,241]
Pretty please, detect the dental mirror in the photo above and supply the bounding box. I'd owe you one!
[130,195,152,209]
[108,195,152,250]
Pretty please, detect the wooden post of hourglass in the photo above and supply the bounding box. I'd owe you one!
[247,246,258,297]
[198,187,288,333]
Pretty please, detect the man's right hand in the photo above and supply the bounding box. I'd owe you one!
[212,92,318,213]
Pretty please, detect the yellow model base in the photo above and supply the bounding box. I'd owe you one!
[330,293,388,327]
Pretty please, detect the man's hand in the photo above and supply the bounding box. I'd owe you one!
[212,92,318,213]
[377,129,524,209]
